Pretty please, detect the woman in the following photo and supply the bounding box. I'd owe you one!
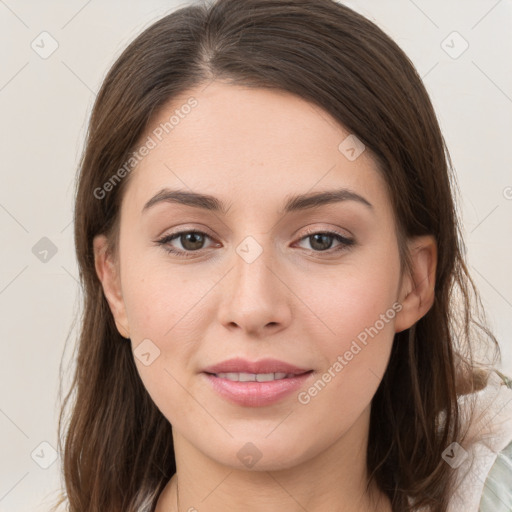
[53,0,512,510]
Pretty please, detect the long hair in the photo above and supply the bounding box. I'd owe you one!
[52,1,501,510]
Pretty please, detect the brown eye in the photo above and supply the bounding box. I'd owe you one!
[308,233,336,251]
[178,232,207,251]
[156,230,216,257]
[296,230,355,253]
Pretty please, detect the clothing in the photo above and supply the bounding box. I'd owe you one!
[448,369,512,511]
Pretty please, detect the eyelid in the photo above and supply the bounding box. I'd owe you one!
[158,223,352,241]
[298,225,353,241]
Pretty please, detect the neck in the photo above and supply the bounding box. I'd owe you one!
[155,405,392,512]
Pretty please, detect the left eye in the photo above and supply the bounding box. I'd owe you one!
[156,229,355,257]
[295,230,355,252]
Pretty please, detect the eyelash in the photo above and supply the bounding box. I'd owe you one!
[155,228,355,258]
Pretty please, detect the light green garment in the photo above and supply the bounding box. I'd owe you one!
[478,370,512,511]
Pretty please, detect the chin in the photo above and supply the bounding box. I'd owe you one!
[199,437,312,472]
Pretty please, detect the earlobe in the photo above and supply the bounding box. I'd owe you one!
[93,234,131,339]
[394,235,437,333]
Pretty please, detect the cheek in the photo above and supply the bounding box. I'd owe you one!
[121,250,198,340]
[120,256,212,393]
[293,275,399,438]
[308,254,400,346]
[329,273,399,343]
[303,246,400,388]
[121,264,201,425]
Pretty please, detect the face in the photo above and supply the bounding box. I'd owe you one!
[95,80,433,472]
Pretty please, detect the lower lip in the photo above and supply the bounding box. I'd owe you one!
[202,371,314,407]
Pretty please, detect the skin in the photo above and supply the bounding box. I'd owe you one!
[94,80,437,512]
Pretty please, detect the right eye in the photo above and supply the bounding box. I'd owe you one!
[156,230,218,257]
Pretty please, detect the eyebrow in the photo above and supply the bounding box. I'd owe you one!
[142,187,373,215]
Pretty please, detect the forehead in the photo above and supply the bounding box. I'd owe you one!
[123,81,389,217]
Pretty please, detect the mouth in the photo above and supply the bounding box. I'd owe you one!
[201,357,313,376]
[204,370,313,382]
[202,369,315,407]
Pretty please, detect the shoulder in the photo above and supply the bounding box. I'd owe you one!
[448,369,512,511]
[478,370,512,511]
[479,438,512,511]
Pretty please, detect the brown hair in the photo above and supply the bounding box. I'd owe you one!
[53,0,501,510]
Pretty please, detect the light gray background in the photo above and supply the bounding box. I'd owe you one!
[0,1,511,510]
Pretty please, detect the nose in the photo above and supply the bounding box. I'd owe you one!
[216,236,292,337]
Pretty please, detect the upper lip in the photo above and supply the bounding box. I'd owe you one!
[202,358,312,375]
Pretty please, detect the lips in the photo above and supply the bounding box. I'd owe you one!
[201,358,314,407]
[202,357,312,376]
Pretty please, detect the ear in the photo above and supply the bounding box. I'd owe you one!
[93,234,130,339]
[394,235,437,333]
